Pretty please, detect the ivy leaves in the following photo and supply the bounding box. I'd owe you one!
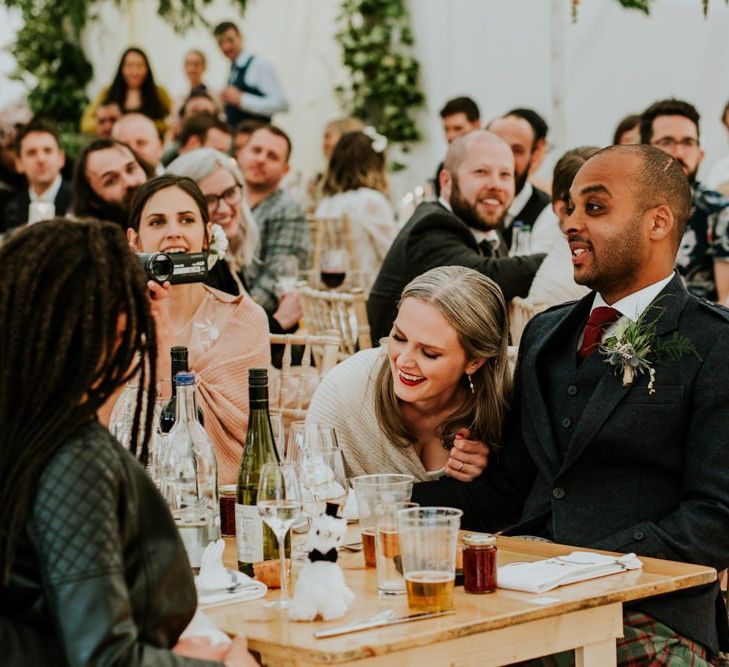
[335,0,425,166]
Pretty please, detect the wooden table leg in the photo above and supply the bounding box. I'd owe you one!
[575,638,618,667]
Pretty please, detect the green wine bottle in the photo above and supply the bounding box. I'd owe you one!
[236,368,283,575]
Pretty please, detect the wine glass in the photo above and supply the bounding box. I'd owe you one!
[269,411,285,460]
[274,255,300,297]
[286,422,339,465]
[320,248,348,289]
[257,462,302,609]
[298,447,349,519]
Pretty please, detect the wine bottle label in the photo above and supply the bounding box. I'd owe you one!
[235,503,263,562]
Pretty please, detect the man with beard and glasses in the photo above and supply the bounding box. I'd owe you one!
[367,130,545,342]
[640,98,729,303]
[72,139,153,227]
[412,145,729,665]
[488,113,550,252]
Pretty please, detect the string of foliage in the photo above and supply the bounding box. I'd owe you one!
[572,0,728,20]
[335,0,425,164]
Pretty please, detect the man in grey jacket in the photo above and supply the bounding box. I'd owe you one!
[414,144,729,664]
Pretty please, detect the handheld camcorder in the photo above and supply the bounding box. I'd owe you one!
[137,252,208,285]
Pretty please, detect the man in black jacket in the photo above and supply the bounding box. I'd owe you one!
[368,130,545,342]
[413,144,729,663]
[2,121,72,232]
[489,113,551,250]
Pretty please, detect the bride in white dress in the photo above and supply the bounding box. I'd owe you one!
[315,130,399,292]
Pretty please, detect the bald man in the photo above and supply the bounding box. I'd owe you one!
[488,113,550,250]
[367,130,545,342]
[414,145,729,663]
[112,113,164,175]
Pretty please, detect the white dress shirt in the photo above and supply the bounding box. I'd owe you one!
[589,272,675,342]
[29,175,62,204]
[503,182,534,228]
[231,50,289,117]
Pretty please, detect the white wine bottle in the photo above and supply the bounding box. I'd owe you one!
[236,368,281,575]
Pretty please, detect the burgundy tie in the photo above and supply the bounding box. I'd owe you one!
[578,306,622,360]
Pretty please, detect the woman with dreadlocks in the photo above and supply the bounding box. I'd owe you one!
[0,219,256,665]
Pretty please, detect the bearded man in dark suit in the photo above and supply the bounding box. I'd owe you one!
[414,144,729,664]
[367,130,545,342]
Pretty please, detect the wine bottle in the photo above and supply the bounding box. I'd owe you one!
[236,368,283,575]
[160,346,204,433]
[157,371,220,570]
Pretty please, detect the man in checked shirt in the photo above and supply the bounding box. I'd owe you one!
[238,125,309,330]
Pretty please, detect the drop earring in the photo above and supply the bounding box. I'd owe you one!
[467,373,475,394]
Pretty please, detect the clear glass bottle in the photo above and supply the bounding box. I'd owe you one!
[158,371,220,570]
[510,222,532,256]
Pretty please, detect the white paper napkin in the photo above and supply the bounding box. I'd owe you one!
[195,540,267,607]
[497,550,642,594]
[179,609,232,646]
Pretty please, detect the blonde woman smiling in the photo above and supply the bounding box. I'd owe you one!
[307,266,511,482]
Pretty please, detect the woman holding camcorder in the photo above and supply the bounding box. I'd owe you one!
[126,174,270,484]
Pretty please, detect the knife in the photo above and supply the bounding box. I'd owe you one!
[314,610,455,639]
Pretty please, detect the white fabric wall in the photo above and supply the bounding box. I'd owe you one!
[3,0,729,199]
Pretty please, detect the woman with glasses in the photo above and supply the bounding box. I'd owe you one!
[127,174,270,484]
[167,148,258,295]
[167,148,302,335]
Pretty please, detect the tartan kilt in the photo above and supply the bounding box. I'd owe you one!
[513,610,712,666]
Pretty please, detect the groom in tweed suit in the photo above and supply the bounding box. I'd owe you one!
[413,144,729,664]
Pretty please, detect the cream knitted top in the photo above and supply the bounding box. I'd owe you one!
[306,347,444,482]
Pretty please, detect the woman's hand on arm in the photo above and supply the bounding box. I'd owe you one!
[272,290,302,331]
[445,429,490,482]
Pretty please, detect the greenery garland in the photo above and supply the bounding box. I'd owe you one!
[572,0,727,20]
[335,0,425,165]
[1,0,249,149]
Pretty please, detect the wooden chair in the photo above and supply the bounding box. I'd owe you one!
[299,286,372,360]
[307,214,365,290]
[269,332,340,423]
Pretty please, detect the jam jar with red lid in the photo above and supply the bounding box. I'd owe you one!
[462,533,497,593]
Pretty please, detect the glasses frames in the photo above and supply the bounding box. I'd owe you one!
[205,184,242,213]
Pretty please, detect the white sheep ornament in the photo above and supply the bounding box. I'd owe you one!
[288,504,355,621]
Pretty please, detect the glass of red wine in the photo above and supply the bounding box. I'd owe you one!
[320,248,348,289]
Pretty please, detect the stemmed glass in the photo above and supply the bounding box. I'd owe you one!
[298,447,348,519]
[274,255,300,297]
[257,462,302,610]
[320,248,348,289]
[286,422,339,465]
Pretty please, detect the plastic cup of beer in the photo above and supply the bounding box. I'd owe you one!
[351,474,414,568]
[398,507,463,613]
[375,501,419,595]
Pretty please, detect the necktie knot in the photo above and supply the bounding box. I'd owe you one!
[578,306,622,360]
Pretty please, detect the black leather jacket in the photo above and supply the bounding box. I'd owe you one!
[1,420,221,666]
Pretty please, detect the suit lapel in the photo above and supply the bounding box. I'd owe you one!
[560,273,689,472]
[523,294,593,476]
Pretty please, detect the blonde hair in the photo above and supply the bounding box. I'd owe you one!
[374,266,512,451]
[166,148,259,269]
